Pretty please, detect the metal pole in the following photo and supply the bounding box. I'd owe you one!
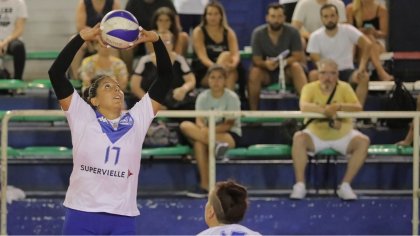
[413,115,419,235]
[208,113,216,192]
[1,111,11,235]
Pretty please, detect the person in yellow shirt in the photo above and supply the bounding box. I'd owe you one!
[290,58,370,200]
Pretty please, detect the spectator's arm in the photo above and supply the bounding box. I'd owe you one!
[172,72,196,101]
[113,0,121,10]
[75,0,87,31]
[286,51,304,66]
[375,5,389,39]
[227,28,240,67]
[130,74,146,99]
[3,17,26,45]
[356,35,372,72]
[309,53,321,68]
[345,4,355,26]
[215,119,235,133]
[300,101,325,114]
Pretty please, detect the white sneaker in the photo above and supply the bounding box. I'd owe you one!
[215,142,229,159]
[290,182,306,199]
[337,182,357,200]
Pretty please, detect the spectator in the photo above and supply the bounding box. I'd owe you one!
[292,0,346,45]
[307,3,371,105]
[247,2,307,110]
[146,7,189,56]
[197,180,262,236]
[396,96,420,146]
[173,0,209,34]
[123,0,179,74]
[70,0,121,80]
[290,58,370,200]
[346,0,393,81]
[180,65,242,192]
[191,2,241,91]
[78,42,128,94]
[0,0,27,80]
[130,31,196,110]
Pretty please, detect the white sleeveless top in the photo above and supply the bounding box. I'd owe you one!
[63,91,155,216]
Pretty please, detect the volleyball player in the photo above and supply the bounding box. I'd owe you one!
[197,180,262,235]
[48,24,172,234]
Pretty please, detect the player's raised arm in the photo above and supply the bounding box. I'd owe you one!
[48,25,102,111]
[139,30,173,115]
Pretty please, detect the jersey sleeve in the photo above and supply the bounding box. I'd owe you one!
[129,93,156,128]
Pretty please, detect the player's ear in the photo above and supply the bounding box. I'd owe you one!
[90,97,99,107]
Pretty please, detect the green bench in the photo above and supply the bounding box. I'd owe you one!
[0,79,26,90]
[0,110,66,122]
[227,144,291,159]
[14,146,72,159]
[142,145,192,159]
[0,79,81,91]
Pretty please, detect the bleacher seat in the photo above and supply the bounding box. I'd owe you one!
[16,146,72,159]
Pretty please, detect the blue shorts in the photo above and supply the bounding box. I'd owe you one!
[62,208,137,235]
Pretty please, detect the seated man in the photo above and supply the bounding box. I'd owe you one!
[290,58,370,200]
[292,0,346,47]
[180,65,242,192]
[197,180,261,236]
[248,2,307,110]
[307,4,371,105]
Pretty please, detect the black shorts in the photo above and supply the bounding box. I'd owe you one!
[339,69,355,82]
[228,131,242,147]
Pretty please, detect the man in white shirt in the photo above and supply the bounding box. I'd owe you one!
[306,3,371,105]
[197,181,261,236]
[292,0,346,42]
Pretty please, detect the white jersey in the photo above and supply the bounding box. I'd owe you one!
[307,24,363,70]
[0,0,28,40]
[63,91,155,216]
[197,224,262,236]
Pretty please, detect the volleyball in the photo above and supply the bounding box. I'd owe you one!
[100,10,140,49]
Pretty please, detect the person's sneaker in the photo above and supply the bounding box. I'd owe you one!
[215,142,229,160]
[290,182,306,199]
[337,182,357,200]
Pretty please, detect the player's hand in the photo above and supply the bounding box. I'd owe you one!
[265,59,278,71]
[133,28,159,45]
[80,24,105,46]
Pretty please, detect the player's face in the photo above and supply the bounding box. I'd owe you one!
[92,77,124,109]
[208,70,226,92]
[205,6,223,26]
[321,7,338,30]
[156,14,171,31]
[266,8,285,31]
[318,63,338,90]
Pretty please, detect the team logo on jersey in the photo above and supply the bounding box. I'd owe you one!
[96,111,134,144]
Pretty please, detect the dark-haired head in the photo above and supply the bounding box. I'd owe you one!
[205,64,227,79]
[150,7,179,46]
[207,180,248,225]
[266,2,284,14]
[83,75,123,110]
[201,1,228,28]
